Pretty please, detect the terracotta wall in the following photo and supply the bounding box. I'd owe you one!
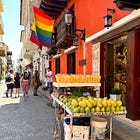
[85,42,92,74]
[51,0,131,76]
[74,0,130,37]
[60,51,67,74]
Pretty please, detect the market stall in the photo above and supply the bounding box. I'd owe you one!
[52,74,126,140]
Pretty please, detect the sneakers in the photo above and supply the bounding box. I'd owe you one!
[33,94,38,96]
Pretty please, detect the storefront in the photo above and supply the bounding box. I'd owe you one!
[90,15,140,120]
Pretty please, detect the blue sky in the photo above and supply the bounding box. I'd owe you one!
[2,0,23,64]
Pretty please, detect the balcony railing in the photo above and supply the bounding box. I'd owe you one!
[55,16,76,49]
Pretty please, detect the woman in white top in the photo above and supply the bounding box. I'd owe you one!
[5,70,14,97]
[46,67,53,94]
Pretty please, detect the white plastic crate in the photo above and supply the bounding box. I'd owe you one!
[64,123,90,140]
[71,125,90,140]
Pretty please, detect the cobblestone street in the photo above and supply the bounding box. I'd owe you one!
[0,82,55,140]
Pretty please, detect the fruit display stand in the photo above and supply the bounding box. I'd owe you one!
[52,94,126,140]
[52,75,126,140]
[54,74,101,97]
[53,82,101,97]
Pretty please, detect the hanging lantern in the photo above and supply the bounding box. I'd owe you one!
[104,8,115,28]
[104,14,113,28]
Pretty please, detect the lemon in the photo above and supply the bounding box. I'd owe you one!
[102,100,107,107]
[87,102,93,108]
[80,101,87,108]
[97,101,102,108]
[116,100,122,107]
[111,100,117,107]
[71,100,79,107]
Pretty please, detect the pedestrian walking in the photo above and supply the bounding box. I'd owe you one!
[32,70,41,96]
[13,72,21,98]
[5,70,14,97]
[21,72,30,97]
[46,67,53,94]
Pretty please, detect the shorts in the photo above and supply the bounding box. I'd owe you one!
[7,83,14,89]
[22,80,30,92]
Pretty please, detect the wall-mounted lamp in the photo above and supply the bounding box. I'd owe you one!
[104,8,115,28]
[65,10,86,42]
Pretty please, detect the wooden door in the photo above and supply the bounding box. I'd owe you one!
[136,29,140,119]
[126,29,140,120]
[67,52,76,74]
[55,58,60,74]
[105,43,115,96]
[100,43,114,98]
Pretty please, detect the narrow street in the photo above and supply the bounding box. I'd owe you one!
[1,81,140,140]
[0,81,55,140]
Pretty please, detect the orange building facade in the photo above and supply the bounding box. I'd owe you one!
[48,0,140,120]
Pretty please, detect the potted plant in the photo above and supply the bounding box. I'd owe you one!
[110,88,122,101]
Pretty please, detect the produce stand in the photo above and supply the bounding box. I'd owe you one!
[53,82,101,97]
[52,80,126,140]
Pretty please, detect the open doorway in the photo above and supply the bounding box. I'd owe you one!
[105,35,127,105]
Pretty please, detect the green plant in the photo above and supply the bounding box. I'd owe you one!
[111,88,122,95]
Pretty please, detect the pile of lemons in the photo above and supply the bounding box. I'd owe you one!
[59,95,125,113]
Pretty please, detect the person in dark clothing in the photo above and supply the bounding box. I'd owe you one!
[14,72,21,98]
[32,70,41,96]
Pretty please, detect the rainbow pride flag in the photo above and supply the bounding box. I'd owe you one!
[30,6,55,49]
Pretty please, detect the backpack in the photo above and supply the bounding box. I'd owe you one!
[6,76,11,82]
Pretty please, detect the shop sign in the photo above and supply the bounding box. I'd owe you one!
[79,59,86,66]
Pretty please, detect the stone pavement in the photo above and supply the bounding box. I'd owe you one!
[0,84,55,140]
[1,80,140,140]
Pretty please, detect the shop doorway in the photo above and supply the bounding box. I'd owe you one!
[104,36,127,104]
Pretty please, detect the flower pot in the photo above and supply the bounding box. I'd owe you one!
[110,94,121,101]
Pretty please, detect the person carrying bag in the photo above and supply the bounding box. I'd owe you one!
[32,70,41,96]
